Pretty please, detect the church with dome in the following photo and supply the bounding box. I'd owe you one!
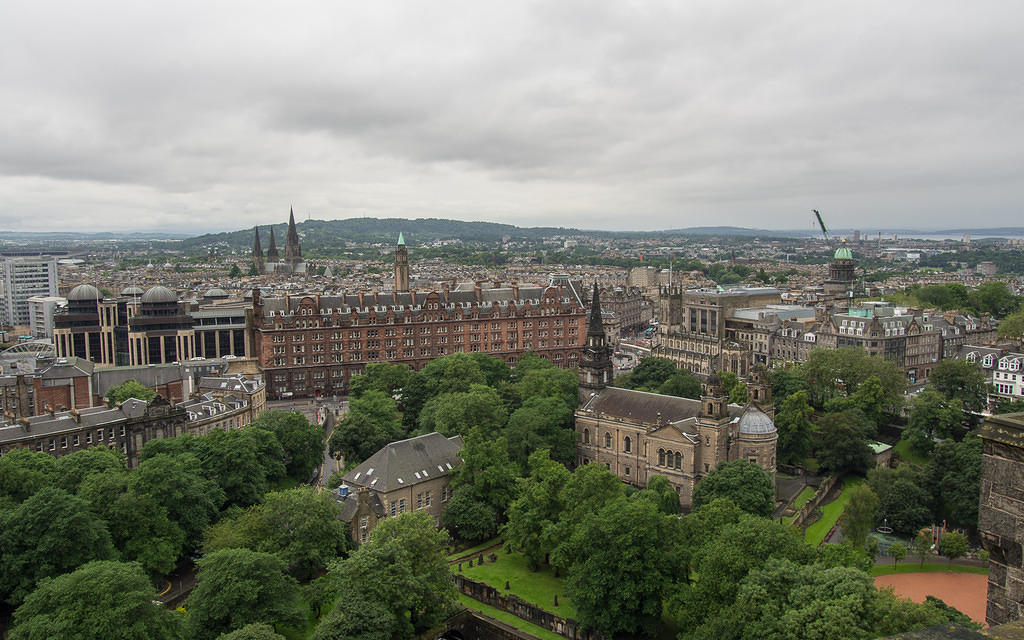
[823,242,857,298]
[575,285,778,509]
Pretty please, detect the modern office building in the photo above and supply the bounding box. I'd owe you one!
[0,256,59,327]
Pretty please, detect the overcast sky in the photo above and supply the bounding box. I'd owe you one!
[0,1,1020,234]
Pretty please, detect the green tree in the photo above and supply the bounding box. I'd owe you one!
[328,512,456,639]
[995,398,1024,414]
[771,365,808,402]
[869,467,932,535]
[53,446,126,494]
[247,263,259,276]
[252,410,324,481]
[501,451,570,569]
[815,411,874,475]
[912,530,933,567]
[442,487,497,542]
[924,435,982,532]
[185,549,305,640]
[825,376,887,434]
[329,390,406,464]
[774,390,815,465]
[313,595,395,640]
[9,561,183,640]
[889,541,907,566]
[80,473,185,576]
[657,370,702,399]
[130,452,225,548]
[348,362,413,401]
[929,358,990,414]
[204,487,350,580]
[568,497,683,637]
[842,484,879,550]
[106,379,157,404]
[418,384,507,438]
[939,531,969,567]
[228,264,243,277]
[0,448,56,502]
[515,367,577,408]
[998,308,1024,340]
[801,347,905,410]
[906,387,964,454]
[692,460,774,517]
[970,281,1020,316]
[448,427,518,516]
[0,487,116,605]
[195,427,287,508]
[503,396,574,467]
[634,474,679,515]
[549,463,629,573]
[617,356,677,391]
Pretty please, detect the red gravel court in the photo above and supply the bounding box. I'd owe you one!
[874,572,987,626]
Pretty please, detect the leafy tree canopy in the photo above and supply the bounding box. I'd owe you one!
[692,460,775,518]
[106,379,157,404]
[251,410,324,481]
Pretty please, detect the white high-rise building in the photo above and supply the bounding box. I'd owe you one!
[27,295,67,338]
[0,257,59,327]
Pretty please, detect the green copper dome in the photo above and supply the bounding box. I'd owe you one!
[834,247,853,260]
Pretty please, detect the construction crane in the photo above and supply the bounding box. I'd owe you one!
[813,209,830,245]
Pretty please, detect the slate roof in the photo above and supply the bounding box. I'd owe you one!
[343,432,463,493]
[338,491,386,523]
[579,386,744,424]
[198,376,263,394]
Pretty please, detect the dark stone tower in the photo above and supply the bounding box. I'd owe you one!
[266,227,280,262]
[394,232,410,292]
[284,207,302,270]
[701,373,728,420]
[746,365,774,419]
[824,242,856,297]
[979,412,1024,625]
[252,226,264,274]
[578,283,613,404]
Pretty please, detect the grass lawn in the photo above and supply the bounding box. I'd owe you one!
[447,537,501,562]
[871,562,989,577]
[457,596,565,640]
[782,486,817,525]
[456,549,577,620]
[893,439,929,466]
[804,476,863,546]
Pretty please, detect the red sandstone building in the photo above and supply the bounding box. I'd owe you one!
[251,273,588,400]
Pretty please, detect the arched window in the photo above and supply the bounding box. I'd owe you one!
[583,429,590,444]
[604,433,612,448]
[675,452,682,469]
[624,436,632,453]
[658,449,665,466]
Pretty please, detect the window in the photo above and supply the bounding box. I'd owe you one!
[604,432,612,448]
[583,429,590,444]
[425,491,431,507]
[399,499,406,513]
[624,436,631,453]
[675,452,682,469]
[390,502,397,517]
[417,493,423,509]
[658,449,665,466]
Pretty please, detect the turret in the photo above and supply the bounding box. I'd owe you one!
[578,283,613,404]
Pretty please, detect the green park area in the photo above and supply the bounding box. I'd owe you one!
[804,476,863,546]
[893,438,929,466]
[455,548,577,620]
[782,486,816,525]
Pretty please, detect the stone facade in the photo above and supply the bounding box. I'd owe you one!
[979,412,1024,626]
[252,275,587,400]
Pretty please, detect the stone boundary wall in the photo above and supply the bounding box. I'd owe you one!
[453,575,602,640]
[791,473,842,531]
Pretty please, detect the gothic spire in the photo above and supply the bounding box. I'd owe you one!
[286,207,300,248]
[398,231,405,246]
[588,282,605,337]
[252,226,263,257]
[266,226,279,260]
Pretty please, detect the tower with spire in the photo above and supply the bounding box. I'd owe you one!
[252,226,264,274]
[266,227,280,264]
[394,232,409,292]
[284,207,302,270]
[578,283,613,404]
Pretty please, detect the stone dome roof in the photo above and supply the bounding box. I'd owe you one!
[204,288,229,298]
[141,285,178,304]
[120,286,144,296]
[738,407,776,435]
[834,247,853,260]
[67,284,101,301]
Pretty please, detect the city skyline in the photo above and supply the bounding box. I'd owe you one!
[1,1,1021,233]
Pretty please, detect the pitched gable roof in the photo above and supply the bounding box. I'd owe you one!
[343,432,463,493]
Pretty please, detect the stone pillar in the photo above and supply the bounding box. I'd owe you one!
[979,412,1024,626]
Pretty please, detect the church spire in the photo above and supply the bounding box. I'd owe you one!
[285,207,302,261]
[588,282,605,337]
[266,226,279,260]
[578,282,613,404]
[252,226,263,257]
[398,231,405,246]
[394,232,410,292]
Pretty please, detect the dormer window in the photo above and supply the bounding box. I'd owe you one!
[983,354,994,367]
